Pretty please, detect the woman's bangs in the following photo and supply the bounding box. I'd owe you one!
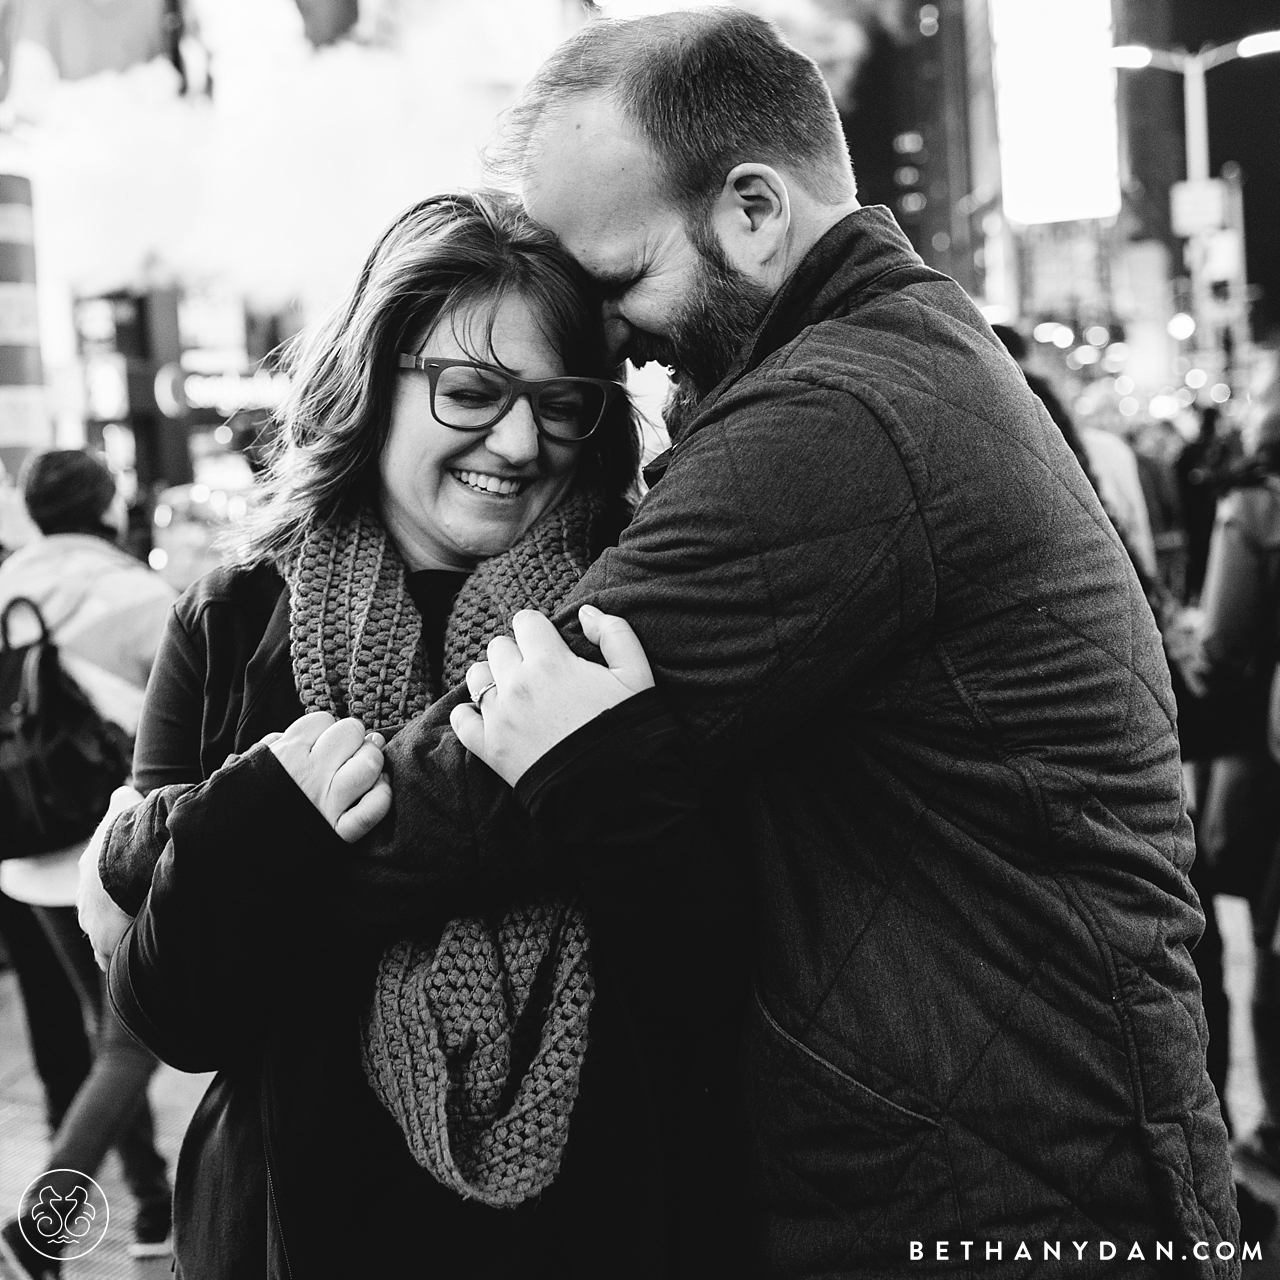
[414,271,597,376]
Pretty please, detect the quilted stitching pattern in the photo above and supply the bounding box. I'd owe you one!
[666,214,1234,1274]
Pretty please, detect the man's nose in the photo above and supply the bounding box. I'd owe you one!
[486,396,541,466]
[602,308,632,363]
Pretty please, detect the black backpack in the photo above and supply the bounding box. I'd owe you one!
[0,596,133,859]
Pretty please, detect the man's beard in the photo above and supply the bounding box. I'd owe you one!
[628,219,773,431]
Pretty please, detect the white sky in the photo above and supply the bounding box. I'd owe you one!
[0,0,578,367]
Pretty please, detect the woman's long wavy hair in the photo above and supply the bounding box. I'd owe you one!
[230,190,641,566]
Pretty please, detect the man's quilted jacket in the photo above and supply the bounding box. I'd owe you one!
[122,207,1237,1276]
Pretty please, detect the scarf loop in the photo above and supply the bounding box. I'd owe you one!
[283,489,605,1207]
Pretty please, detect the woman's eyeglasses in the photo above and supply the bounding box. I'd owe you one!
[397,355,623,443]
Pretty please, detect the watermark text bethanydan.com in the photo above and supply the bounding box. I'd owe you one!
[911,1240,1257,1264]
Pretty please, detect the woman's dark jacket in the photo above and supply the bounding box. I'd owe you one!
[105,562,743,1279]
[111,209,1237,1277]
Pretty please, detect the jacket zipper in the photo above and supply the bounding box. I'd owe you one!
[264,1162,294,1280]
[260,1076,295,1280]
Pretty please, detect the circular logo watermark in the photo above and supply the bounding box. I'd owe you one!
[16,1169,109,1261]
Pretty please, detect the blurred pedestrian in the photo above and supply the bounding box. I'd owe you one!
[0,887,92,1133]
[1081,422,1160,580]
[1179,406,1244,602]
[1195,395,1280,1190]
[1133,435,1188,601]
[0,450,175,1280]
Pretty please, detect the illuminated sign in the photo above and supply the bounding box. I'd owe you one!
[990,0,1122,224]
[86,353,129,421]
[154,364,290,419]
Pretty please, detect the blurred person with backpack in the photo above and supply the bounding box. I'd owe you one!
[0,449,175,1279]
[0,459,94,1149]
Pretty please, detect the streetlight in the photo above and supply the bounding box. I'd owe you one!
[1110,30,1280,400]
[1110,31,1280,182]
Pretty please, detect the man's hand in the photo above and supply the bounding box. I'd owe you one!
[78,786,145,972]
[450,605,654,787]
[269,711,392,842]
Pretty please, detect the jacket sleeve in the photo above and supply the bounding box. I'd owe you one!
[99,784,192,915]
[513,684,753,1243]
[514,687,706,896]
[169,377,933,927]
[108,748,347,1071]
[99,604,207,912]
[512,686,749,1039]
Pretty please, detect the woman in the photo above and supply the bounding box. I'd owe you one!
[84,191,696,1277]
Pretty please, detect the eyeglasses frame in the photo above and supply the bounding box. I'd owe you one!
[396,354,623,443]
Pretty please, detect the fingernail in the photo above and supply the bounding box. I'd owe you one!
[580,603,600,618]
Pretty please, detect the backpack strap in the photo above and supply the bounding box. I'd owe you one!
[1,597,51,652]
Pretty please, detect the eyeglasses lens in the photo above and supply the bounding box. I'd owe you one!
[432,364,604,441]
[433,365,510,429]
[533,382,605,441]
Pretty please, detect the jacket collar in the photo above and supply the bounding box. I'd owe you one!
[643,206,932,486]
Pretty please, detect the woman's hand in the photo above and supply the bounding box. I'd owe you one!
[450,604,654,787]
[78,785,146,972]
[268,712,392,843]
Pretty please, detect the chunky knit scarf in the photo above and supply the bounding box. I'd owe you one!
[283,489,606,1208]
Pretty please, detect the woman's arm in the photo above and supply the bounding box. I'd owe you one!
[97,605,209,913]
[108,746,354,1071]
[102,713,387,1068]
[78,595,208,962]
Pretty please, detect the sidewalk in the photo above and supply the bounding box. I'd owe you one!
[1,899,1279,1276]
[0,972,210,1279]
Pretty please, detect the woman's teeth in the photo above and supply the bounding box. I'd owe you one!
[451,470,525,496]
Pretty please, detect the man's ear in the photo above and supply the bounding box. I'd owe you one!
[710,163,790,282]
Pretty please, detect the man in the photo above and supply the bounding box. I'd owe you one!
[91,10,1234,1276]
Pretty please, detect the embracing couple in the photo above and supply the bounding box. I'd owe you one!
[74,9,1235,1280]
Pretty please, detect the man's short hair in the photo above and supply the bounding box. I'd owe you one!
[491,7,855,215]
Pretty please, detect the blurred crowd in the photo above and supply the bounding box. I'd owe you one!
[998,323,1280,1235]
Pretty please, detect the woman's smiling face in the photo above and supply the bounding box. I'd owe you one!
[379,292,582,570]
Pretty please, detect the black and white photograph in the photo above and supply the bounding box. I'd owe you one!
[0,0,1279,1276]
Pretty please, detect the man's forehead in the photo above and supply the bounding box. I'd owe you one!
[521,95,671,276]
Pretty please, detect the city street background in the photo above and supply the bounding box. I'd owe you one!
[2,0,1280,1273]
